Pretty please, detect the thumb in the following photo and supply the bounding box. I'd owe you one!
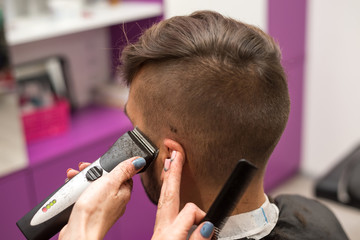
[189,221,215,240]
[106,157,146,187]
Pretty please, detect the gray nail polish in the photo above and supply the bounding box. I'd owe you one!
[132,158,146,170]
[200,221,214,238]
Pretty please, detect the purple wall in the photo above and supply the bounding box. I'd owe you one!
[265,0,307,191]
[0,170,34,240]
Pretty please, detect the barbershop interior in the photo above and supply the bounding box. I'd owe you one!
[1,0,359,239]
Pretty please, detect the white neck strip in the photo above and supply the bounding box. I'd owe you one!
[218,195,279,240]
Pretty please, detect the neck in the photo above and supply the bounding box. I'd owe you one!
[230,181,266,215]
[181,173,266,215]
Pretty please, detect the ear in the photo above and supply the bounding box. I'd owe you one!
[159,138,186,181]
[163,138,186,160]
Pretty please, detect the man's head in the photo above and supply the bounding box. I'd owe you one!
[121,11,290,206]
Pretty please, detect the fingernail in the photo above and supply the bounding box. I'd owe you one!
[132,157,146,170]
[170,151,177,162]
[164,158,171,172]
[200,221,214,238]
[66,168,72,173]
[78,162,84,168]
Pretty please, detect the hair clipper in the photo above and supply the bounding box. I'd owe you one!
[16,127,158,240]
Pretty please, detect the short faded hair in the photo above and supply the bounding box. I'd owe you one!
[120,11,290,184]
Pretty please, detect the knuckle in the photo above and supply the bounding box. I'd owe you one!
[118,180,133,198]
[125,179,134,191]
[157,191,177,211]
[123,181,133,193]
[184,202,198,212]
[119,190,131,202]
[164,191,176,202]
[157,199,164,210]
[117,191,131,205]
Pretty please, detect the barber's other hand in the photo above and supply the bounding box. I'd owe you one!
[152,151,214,240]
[59,157,146,240]
[65,161,91,180]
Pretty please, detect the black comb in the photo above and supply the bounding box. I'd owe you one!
[202,159,257,239]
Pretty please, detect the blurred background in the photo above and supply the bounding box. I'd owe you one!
[0,0,359,239]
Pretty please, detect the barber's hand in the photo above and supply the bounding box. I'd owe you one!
[152,151,214,240]
[59,157,146,240]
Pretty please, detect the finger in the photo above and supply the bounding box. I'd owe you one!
[164,203,206,240]
[156,151,185,225]
[173,203,206,232]
[105,157,146,189]
[67,168,79,179]
[66,162,90,180]
[79,162,91,171]
[189,221,215,240]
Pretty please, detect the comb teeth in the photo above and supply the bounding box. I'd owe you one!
[211,227,220,240]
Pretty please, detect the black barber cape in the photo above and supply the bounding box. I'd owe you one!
[259,195,348,240]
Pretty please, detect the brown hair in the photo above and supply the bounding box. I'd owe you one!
[120,11,290,184]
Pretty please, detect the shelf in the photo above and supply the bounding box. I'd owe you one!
[27,106,133,166]
[6,2,162,46]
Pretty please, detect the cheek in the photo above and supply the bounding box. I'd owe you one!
[140,162,163,204]
[151,158,164,183]
[142,157,163,186]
